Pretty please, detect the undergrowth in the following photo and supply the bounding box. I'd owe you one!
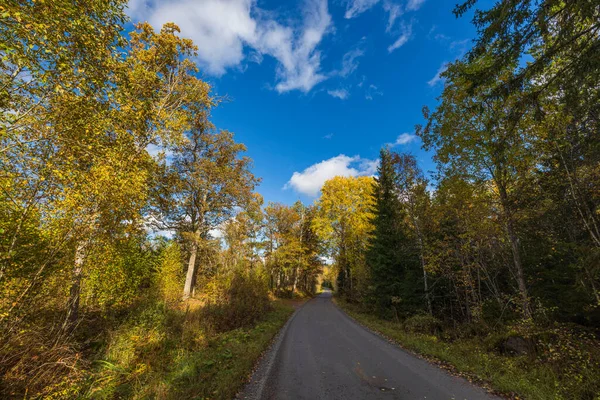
[84,300,293,399]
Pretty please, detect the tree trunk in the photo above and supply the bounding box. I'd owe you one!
[347,264,352,299]
[407,201,433,315]
[583,265,600,306]
[276,271,281,291]
[183,237,198,300]
[557,143,600,247]
[292,266,299,293]
[293,209,304,295]
[506,219,531,318]
[421,254,432,315]
[415,231,432,315]
[496,178,532,319]
[63,240,87,331]
[500,196,531,318]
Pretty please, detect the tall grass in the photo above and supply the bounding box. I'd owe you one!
[0,266,294,399]
[85,300,293,399]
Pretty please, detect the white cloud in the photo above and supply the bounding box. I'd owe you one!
[449,38,470,55]
[428,62,447,86]
[327,88,350,99]
[133,0,256,75]
[208,227,224,239]
[154,229,175,239]
[393,133,417,145]
[323,133,334,139]
[388,22,413,53]
[143,214,175,238]
[344,0,380,19]
[285,154,377,196]
[358,75,366,87]
[383,1,403,32]
[406,0,425,11]
[146,143,162,158]
[146,143,173,160]
[267,0,332,93]
[128,0,331,93]
[338,48,364,77]
[365,84,383,100]
[359,158,380,175]
[434,33,450,42]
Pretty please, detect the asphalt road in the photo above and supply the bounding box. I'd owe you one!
[239,290,498,400]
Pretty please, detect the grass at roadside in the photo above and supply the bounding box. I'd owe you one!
[335,299,600,400]
[84,300,294,400]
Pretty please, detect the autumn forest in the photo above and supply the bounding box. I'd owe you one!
[1,0,599,399]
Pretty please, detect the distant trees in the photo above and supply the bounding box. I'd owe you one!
[1,0,598,396]
[412,0,599,323]
[363,150,427,316]
[367,149,406,312]
[313,176,374,300]
[263,201,323,295]
[392,152,433,314]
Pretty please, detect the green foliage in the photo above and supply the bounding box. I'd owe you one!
[1,0,598,397]
[152,119,258,299]
[84,235,157,309]
[367,148,423,314]
[403,314,442,335]
[0,2,288,397]
[320,2,600,397]
[412,0,600,327]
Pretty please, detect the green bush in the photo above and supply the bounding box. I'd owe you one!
[403,314,442,335]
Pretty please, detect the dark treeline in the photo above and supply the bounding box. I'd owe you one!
[333,0,599,327]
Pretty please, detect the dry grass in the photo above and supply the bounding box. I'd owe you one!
[0,298,294,400]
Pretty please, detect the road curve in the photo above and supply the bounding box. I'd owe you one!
[239,290,498,400]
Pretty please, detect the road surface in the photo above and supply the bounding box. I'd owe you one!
[239,290,498,400]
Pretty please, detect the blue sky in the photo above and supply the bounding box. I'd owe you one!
[129,0,486,205]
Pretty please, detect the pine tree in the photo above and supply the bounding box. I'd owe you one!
[367,149,403,312]
[367,148,424,315]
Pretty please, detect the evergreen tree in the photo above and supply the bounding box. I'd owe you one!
[367,148,424,315]
[367,149,400,312]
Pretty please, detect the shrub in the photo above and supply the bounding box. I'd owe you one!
[403,314,442,335]
[202,268,271,332]
[481,298,519,326]
[157,242,184,304]
[453,321,489,339]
